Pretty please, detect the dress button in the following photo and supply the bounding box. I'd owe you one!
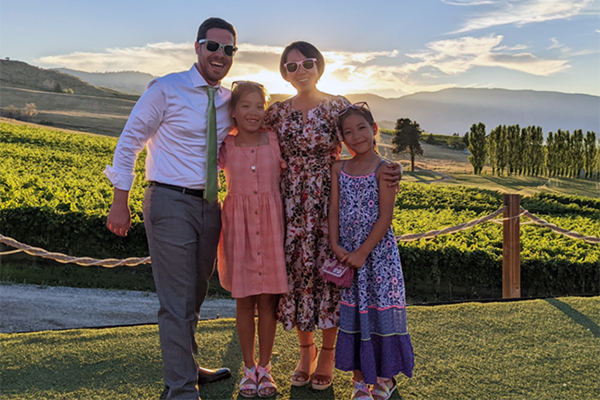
[257,252,261,255]
[254,191,258,194]
[255,211,258,215]
[256,231,260,235]
[258,272,262,276]
[251,149,255,153]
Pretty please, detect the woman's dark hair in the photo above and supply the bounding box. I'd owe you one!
[338,107,380,154]
[279,41,325,79]
[230,82,269,125]
[197,17,237,44]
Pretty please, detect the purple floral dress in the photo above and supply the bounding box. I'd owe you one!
[265,95,350,331]
[334,161,415,384]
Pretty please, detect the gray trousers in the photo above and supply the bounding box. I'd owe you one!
[143,185,221,399]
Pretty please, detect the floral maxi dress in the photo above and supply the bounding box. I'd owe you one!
[265,96,350,331]
[334,161,415,384]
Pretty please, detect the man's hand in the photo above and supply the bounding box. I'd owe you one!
[381,161,403,188]
[106,188,131,237]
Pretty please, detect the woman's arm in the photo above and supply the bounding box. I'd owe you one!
[343,167,397,269]
[328,161,348,261]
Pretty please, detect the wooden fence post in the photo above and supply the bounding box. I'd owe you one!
[503,194,521,299]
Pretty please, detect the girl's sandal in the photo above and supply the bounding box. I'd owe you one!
[239,365,258,398]
[370,377,397,400]
[290,343,318,387]
[311,346,335,391]
[352,379,373,400]
[257,362,277,398]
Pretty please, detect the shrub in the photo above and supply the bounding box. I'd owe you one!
[1,103,38,122]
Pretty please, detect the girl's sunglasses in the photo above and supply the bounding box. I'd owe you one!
[283,58,317,73]
[231,80,265,90]
[198,39,238,57]
[339,102,371,117]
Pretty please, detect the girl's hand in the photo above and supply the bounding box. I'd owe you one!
[342,250,368,269]
[381,161,403,188]
[331,244,349,261]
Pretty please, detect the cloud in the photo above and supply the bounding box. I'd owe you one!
[35,42,414,96]
[407,34,569,76]
[36,42,195,76]
[450,0,598,33]
[547,38,564,50]
[33,34,570,97]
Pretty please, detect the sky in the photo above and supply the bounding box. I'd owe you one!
[1,0,599,98]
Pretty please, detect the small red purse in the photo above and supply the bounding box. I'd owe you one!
[321,258,354,288]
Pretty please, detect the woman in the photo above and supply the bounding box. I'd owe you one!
[265,41,401,391]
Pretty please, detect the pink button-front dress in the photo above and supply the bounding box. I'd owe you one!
[217,130,288,298]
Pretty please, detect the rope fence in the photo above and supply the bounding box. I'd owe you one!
[0,205,598,267]
[520,208,600,245]
[0,234,150,267]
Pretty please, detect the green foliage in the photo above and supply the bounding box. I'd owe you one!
[467,122,486,174]
[583,131,598,179]
[1,122,598,301]
[0,122,148,259]
[425,133,436,144]
[391,118,423,171]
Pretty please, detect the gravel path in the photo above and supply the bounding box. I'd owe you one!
[0,283,236,333]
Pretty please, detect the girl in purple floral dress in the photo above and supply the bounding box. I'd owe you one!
[329,103,414,400]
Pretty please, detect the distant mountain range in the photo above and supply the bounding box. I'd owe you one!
[3,61,599,136]
[53,68,156,96]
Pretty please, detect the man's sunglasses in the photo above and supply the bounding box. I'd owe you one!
[283,58,317,73]
[198,39,238,57]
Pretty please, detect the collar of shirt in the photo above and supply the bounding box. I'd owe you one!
[189,64,223,93]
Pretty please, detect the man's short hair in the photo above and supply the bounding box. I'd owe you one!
[197,17,237,45]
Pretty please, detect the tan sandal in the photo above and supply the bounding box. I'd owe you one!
[291,343,318,387]
[311,346,335,390]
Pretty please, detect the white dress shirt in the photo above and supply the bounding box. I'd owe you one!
[104,65,232,191]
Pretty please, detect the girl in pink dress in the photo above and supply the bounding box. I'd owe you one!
[217,81,288,398]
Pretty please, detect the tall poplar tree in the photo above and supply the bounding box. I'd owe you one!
[531,126,545,176]
[584,131,598,179]
[468,123,486,175]
[570,129,584,178]
[487,125,500,176]
[546,131,556,177]
[507,124,522,176]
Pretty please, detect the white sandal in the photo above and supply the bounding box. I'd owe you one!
[239,365,258,398]
[352,379,373,400]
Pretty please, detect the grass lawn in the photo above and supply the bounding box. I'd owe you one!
[2,297,598,399]
[436,174,600,198]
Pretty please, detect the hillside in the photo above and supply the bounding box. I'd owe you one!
[0,60,121,98]
[54,68,155,95]
[52,67,599,136]
[345,89,600,136]
[2,61,598,137]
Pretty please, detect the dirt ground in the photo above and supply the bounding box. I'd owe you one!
[0,283,236,333]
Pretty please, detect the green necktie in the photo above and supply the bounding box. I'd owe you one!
[204,86,218,203]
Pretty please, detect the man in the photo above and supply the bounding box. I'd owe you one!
[105,17,236,399]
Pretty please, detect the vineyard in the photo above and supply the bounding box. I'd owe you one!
[1,121,598,300]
